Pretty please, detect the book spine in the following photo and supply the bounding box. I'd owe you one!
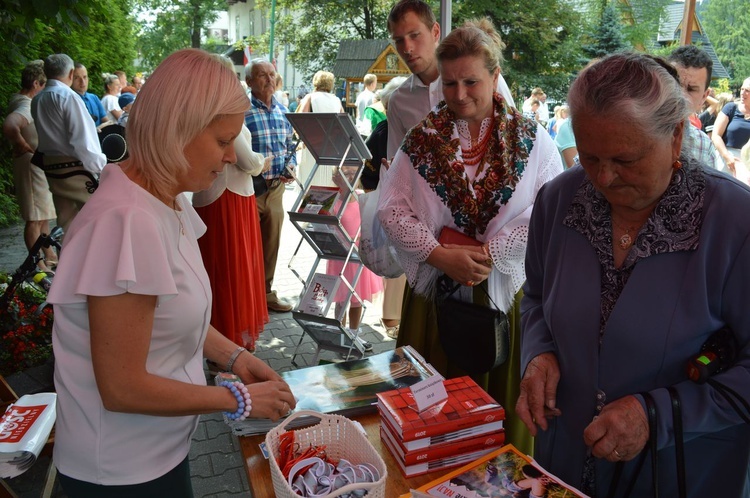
[380,403,505,442]
[380,427,498,479]
[382,421,505,465]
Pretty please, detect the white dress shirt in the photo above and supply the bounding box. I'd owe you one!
[31,79,106,173]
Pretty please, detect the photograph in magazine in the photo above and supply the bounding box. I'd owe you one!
[417,445,589,498]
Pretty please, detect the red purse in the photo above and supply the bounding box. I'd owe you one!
[437,226,482,247]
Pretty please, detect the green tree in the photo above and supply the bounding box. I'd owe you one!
[260,0,399,80]
[701,0,750,87]
[0,0,137,227]
[582,4,630,60]
[451,0,584,103]
[134,0,225,73]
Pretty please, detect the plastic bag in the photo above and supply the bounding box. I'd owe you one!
[357,189,403,278]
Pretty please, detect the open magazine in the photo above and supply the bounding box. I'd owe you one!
[0,392,56,478]
[226,345,437,436]
[405,444,590,498]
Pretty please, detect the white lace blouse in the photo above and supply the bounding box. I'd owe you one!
[377,100,562,312]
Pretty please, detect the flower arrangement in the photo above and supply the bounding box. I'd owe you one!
[0,273,54,376]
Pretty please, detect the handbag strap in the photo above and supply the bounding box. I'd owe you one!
[444,282,501,311]
[608,392,658,498]
[644,392,659,498]
[667,387,686,498]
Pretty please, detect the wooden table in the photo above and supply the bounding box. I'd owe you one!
[239,412,446,497]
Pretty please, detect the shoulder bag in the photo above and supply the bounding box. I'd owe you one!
[436,282,509,375]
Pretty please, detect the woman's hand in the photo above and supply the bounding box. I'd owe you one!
[583,395,648,462]
[262,155,273,173]
[232,351,297,420]
[233,350,284,384]
[516,352,562,436]
[427,244,492,286]
[245,381,297,421]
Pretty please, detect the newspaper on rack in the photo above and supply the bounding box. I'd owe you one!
[0,392,57,478]
[224,346,437,436]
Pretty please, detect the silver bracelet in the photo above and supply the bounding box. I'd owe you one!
[225,347,247,373]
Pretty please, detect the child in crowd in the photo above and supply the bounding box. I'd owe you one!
[117,92,135,126]
[325,166,383,352]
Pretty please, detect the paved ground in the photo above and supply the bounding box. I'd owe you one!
[1,184,396,497]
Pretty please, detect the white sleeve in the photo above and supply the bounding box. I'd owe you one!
[235,125,265,176]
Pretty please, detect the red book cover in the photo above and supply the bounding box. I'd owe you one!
[381,426,499,478]
[376,376,505,442]
[381,417,505,465]
[438,226,482,247]
[379,408,504,451]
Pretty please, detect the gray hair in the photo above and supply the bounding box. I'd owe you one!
[568,52,690,138]
[379,76,407,111]
[43,54,74,80]
[244,58,271,83]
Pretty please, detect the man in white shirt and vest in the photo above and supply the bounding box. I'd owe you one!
[31,53,106,234]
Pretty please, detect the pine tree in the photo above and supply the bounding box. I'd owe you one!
[582,4,630,59]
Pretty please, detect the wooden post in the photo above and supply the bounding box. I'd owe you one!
[680,0,696,46]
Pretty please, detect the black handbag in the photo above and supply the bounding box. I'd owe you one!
[252,174,268,197]
[436,283,509,375]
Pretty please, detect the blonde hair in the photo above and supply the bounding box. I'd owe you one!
[312,71,335,93]
[126,49,249,202]
[436,17,505,75]
[102,73,120,94]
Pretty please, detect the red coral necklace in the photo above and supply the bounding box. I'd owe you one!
[461,116,495,169]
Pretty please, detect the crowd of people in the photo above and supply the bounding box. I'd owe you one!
[3,0,750,495]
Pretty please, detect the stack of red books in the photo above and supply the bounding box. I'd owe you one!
[376,376,505,478]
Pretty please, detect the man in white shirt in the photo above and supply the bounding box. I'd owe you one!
[522,87,548,125]
[386,0,515,159]
[355,73,377,132]
[31,53,106,233]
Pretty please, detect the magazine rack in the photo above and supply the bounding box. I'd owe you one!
[285,113,373,366]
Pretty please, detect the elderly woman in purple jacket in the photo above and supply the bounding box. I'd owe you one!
[517,52,750,497]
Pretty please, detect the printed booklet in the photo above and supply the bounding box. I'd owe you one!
[0,392,57,478]
[404,444,590,498]
[377,376,505,442]
[296,273,340,317]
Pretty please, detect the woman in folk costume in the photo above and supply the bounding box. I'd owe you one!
[193,55,271,352]
[376,18,562,455]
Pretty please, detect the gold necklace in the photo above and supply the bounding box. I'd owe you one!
[612,218,636,250]
[173,199,185,236]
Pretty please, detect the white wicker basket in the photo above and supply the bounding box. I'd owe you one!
[265,410,387,498]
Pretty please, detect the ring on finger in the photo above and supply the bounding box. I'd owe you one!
[613,448,623,459]
[466,280,475,287]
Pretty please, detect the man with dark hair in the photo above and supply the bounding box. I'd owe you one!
[668,45,723,169]
[31,53,106,233]
[244,58,296,312]
[385,0,515,159]
[668,45,713,125]
[72,63,109,128]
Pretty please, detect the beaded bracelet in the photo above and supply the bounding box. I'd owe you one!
[225,346,247,373]
[219,380,252,421]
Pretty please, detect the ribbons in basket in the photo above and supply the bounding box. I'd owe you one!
[266,410,387,498]
[288,457,381,497]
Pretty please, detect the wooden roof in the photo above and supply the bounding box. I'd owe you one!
[332,39,410,80]
[656,1,730,79]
